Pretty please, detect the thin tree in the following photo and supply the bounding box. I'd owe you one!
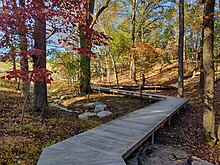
[200,28,204,98]
[130,0,137,83]
[178,0,184,97]
[19,0,29,97]
[202,0,216,144]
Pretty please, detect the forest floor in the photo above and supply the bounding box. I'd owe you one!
[0,60,220,164]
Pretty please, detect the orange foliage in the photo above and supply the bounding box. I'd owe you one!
[131,43,157,55]
[130,42,161,63]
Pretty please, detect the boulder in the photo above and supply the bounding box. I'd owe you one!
[94,102,104,105]
[83,103,95,110]
[94,104,107,112]
[78,112,97,119]
[97,111,113,117]
[83,102,107,112]
[126,145,190,165]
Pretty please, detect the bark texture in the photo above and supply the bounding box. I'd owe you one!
[79,0,95,95]
[178,0,184,97]
[130,0,137,83]
[32,0,49,116]
[200,28,204,98]
[202,0,216,144]
[79,0,110,94]
[19,0,29,96]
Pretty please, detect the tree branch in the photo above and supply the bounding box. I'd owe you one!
[46,28,57,40]
[90,0,111,29]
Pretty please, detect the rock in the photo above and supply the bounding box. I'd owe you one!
[191,156,213,165]
[84,102,106,111]
[48,89,58,93]
[97,111,113,117]
[94,104,107,112]
[51,89,58,93]
[126,155,139,165]
[53,99,61,104]
[73,111,81,114]
[83,103,95,110]
[94,102,104,105]
[60,94,68,100]
[78,112,97,119]
[126,145,190,165]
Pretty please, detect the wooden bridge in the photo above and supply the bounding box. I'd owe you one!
[37,87,188,165]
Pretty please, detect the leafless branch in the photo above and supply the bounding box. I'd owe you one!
[90,0,111,29]
[46,28,57,40]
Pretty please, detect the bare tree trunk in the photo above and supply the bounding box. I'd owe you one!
[97,48,104,82]
[105,51,111,83]
[195,30,200,68]
[200,28,204,98]
[178,0,184,97]
[184,35,186,62]
[130,0,137,83]
[32,0,49,117]
[99,58,104,82]
[202,0,216,144]
[109,51,119,87]
[19,0,29,97]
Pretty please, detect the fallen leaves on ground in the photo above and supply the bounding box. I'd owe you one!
[0,91,149,165]
[154,79,220,163]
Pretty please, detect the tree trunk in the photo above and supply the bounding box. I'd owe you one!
[130,0,137,83]
[109,51,119,87]
[98,57,104,82]
[32,0,49,117]
[130,55,136,83]
[79,0,95,95]
[105,51,111,83]
[202,0,216,144]
[106,54,111,83]
[79,38,91,95]
[19,0,29,97]
[178,0,184,97]
[200,28,204,98]
[195,30,200,67]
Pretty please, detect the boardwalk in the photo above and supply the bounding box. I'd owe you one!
[37,87,188,165]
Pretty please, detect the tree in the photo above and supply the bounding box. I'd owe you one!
[95,2,131,85]
[0,0,106,116]
[178,0,184,97]
[130,0,137,83]
[200,28,205,98]
[184,2,203,63]
[202,0,216,144]
[32,0,49,116]
[78,0,95,95]
[18,0,29,97]
[79,0,110,95]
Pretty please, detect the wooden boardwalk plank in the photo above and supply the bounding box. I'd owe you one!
[37,87,188,165]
